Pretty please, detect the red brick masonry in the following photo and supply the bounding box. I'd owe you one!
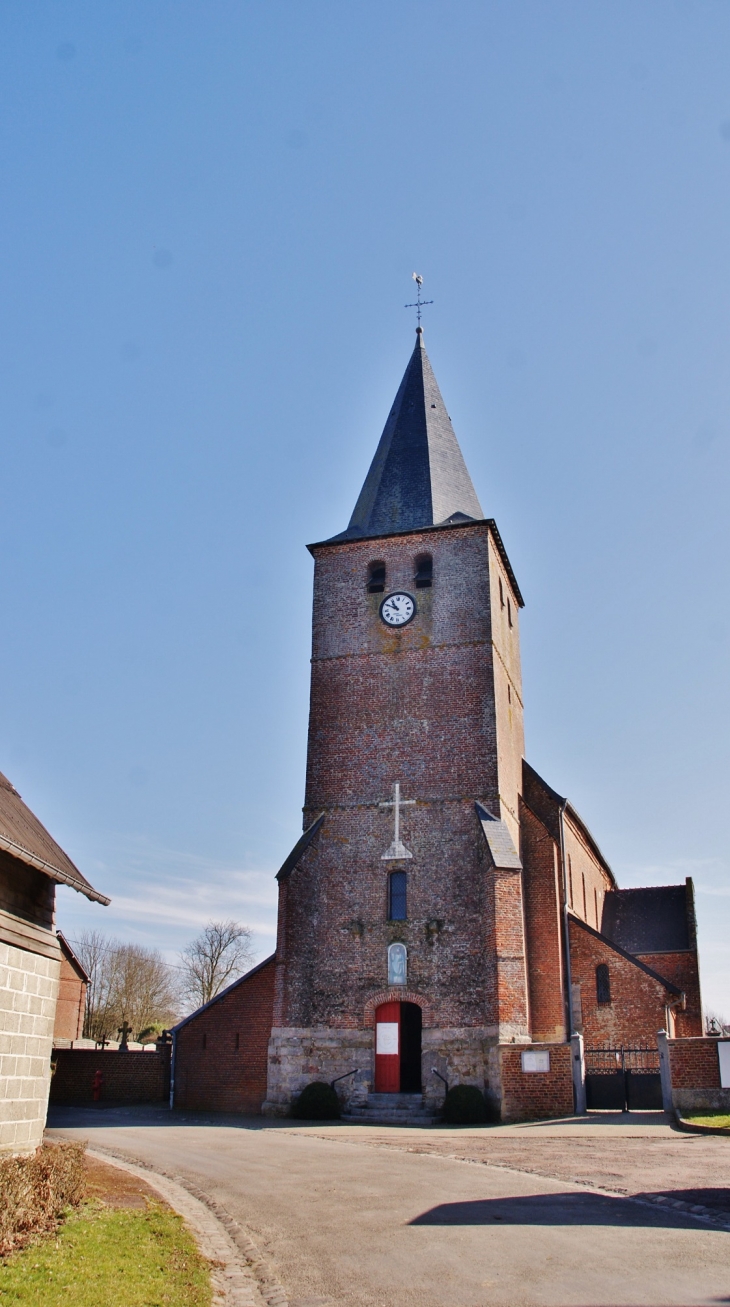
[173,957,275,1114]
[668,1037,721,1089]
[50,1047,170,1104]
[498,1042,573,1122]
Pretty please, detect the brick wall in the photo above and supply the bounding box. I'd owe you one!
[174,957,275,1114]
[52,952,86,1042]
[569,916,674,1047]
[49,1047,170,1104]
[668,1037,720,1089]
[563,815,612,932]
[520,799,567,1043]
[0,940,60,1155]
[499,1042,573,1122]
[275,522,529,1079]
[635,951,702,1038]
[667,1036,730,1115]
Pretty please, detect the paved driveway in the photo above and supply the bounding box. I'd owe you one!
[47,1107,730,1307]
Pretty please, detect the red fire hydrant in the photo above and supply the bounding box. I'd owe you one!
[92,1069,104,1103]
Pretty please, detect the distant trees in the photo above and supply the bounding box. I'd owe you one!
[74,931,179,1043]
[178,920,254,1010]
[72,919,255,1039]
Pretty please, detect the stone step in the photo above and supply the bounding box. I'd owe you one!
[343,1092,441,1125]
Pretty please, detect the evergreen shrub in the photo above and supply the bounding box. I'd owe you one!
[442,1084,494,1125]
[291,1081,341,1120]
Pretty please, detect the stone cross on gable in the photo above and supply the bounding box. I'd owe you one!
[379,782,415,860]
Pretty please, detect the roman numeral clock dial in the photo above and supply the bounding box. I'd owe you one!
[379,592,416,627]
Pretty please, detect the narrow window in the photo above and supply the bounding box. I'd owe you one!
[596,964,611,1005]
[388,871,407,920]
[507,598,513,628]
[235,1032,240,1051]
[367,561,386,593]
[582,872,587,919]
[594,886,599,929]
[567,855,573,906]
[499,577,505,608]
[507,683,511,704]
[202,1032,207,1050]
[414,554,432,589]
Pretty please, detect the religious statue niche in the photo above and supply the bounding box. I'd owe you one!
[388,942,407,986]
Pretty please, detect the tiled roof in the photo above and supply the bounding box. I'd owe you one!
[475,801,522,870]
[335,329,484,540]
[601,885,692,954]
[0,772,109,906]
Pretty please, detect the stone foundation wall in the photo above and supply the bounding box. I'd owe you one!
[0,940,60,1155]
[264,1024,499,1115]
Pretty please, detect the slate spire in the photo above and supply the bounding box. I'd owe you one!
[341,329,483,540]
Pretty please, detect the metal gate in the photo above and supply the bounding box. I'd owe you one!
[585,1046,663,1111]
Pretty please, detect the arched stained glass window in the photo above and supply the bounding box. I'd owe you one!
[596,964,611,1005]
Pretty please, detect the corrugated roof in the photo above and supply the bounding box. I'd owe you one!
[0,772,109,906]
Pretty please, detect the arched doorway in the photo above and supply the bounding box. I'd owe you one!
[374,1001,422,1093]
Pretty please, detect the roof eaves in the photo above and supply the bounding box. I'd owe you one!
[308,518,525,607]
[171,954,276,1033]
[276,813,325,882]
[568,912,682,994]
[56,930,91,983]
[0,831,111,905]
[564,805,618,889]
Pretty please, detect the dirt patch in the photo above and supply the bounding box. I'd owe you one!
[84,1154,171,1210]
[308,1130,730,1215]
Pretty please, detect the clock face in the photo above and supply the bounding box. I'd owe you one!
[380,592,416,627]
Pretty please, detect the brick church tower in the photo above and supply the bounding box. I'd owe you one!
[264,328,535,1115]
[172,324,703,1121]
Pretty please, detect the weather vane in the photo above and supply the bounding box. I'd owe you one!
[405,272,433,327]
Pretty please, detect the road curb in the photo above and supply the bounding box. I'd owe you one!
[86,1147,290,1307]
[674,1116,730,1138]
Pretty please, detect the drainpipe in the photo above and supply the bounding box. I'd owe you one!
[169,1028,177,1111]
[558,802,575,1040]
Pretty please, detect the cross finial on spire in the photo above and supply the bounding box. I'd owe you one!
[405,272,433,328]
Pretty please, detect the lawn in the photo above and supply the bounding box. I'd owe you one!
[684,1112,730,1130]
[0,1199,212,1307]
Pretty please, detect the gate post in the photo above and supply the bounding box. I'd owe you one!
[571,1033,586,1115]
[657,1029,673,1114]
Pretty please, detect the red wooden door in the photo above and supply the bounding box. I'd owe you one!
[374,1001,400,1092]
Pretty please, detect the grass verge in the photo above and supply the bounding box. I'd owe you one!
[683,1112,730,1130]
[0,1199,212,1307]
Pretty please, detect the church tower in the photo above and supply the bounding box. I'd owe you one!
[265,327,531,1114]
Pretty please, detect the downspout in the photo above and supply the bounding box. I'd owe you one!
[558,801,575,1038]
[169,1028,177,1111]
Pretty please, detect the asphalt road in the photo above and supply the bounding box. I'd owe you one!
[47,1107,730,1307]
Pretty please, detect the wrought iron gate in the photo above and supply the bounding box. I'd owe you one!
[584,1046,663,1111]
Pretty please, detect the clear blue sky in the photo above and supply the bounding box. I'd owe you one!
[1,3,728,1013]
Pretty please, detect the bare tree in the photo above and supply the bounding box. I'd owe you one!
[74,931,178,1042]
[179,920,254,1011]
